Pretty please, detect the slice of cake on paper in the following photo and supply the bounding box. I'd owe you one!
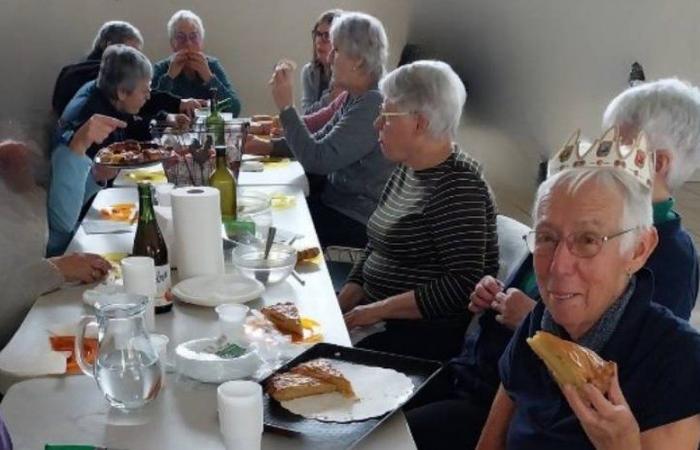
[266,372,338,401]
[291,358,356,398]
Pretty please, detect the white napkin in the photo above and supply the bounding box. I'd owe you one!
[82,219,135,234]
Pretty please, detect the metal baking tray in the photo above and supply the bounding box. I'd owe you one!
[261,342,442,449]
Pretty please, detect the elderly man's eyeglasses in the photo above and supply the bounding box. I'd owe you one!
[312,30,331,42]
[174,32,201,44]
[523,227,638,258]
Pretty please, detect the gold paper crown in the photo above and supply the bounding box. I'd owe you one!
[547,125,654,189]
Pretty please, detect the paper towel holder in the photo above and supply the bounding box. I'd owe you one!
[187,188,206,194]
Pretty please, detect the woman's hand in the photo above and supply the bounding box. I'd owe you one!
[468,275,504,314]
[187,52,213,83]
[344,302,386,329]
[243,135,273,156]
[69,114,126,155]
[337,282,367,312]
[269,61,295,110]
[563,374,641,450]
[168,51,189,79]
[490,288,536,330]
[179,98,207,117]
[50,253,112,284]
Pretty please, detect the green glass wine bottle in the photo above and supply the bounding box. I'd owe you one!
[209,146,237,220]
[206,87,225,146]
[133,182,173,313]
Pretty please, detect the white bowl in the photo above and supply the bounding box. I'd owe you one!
[174,337,262,383]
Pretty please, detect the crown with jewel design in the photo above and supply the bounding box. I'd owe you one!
[547,125,654,189]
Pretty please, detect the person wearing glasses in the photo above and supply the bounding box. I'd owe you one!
[406,79,700,450]
[338,60,499,361]
[51,21,202,119]
[476,130,700,450]
[245,12,396,248]
[300,9,343,114]
[151,10,241,116]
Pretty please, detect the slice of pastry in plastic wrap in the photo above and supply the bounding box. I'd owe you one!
[527,330,616,393]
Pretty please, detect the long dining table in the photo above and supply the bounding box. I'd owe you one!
[0,176,417,449]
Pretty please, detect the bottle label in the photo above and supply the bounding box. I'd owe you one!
[155,264,172,307]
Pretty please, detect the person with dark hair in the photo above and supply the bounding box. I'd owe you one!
[300,9,343,114]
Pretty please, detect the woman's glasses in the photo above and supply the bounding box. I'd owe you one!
[312,30,331,42]
[523,227,638,258]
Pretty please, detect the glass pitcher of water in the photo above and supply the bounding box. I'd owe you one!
[75,293,162,410]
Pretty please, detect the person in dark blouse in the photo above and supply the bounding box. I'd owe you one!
[338,60,499,361]
[52,21,201,119]
[476,131,700,450]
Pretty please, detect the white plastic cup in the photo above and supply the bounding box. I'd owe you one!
[215,304,250,345]
[121,256,156,330]
[217,381,263,450]
[155,183,175,207]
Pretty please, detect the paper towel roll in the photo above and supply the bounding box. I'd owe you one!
[171,186,225,280]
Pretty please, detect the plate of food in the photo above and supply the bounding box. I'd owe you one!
[260,342,442,449]
[94,140,175,169]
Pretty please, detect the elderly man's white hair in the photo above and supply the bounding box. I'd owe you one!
[167,9,205,40]
[603,78,700,190]
[330,12,388,82]
[533,167,653,255]
[380,60,466,139]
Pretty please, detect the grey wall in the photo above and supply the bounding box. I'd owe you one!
[409,0,700,222]
[0,0,410,125]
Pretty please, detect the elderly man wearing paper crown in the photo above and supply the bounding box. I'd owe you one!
[406,79,700,450]
[474,125,700,449]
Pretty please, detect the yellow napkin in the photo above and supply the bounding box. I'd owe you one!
[262,157,291,169]
[127,170,167,183]
[270,193,296,209]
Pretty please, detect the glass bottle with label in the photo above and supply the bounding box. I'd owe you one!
[206,87,225,146]
[209,146,237,220]
[133,182,172,313]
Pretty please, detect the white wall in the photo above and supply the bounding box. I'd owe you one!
[409,0,700,222]
[0,0,410,126]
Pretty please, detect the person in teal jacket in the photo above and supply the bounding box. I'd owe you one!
[151,10,241,116]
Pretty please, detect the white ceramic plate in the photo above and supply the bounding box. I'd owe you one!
[172,274,265,307]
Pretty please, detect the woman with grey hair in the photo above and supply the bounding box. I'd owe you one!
[338,60,499,361]
[49,45,186,256]
[52,21,143,115]
[152,9,241,116]
[477,153,700,449]
[52,20,199,118]
[245,12,395,248]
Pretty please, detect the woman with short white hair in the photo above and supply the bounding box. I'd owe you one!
[245,12,396,248]
[477,144,700,448]
[338,60,499,361]
[50,45,186,256]
[152,9,241,116]
[603,78,700,319]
